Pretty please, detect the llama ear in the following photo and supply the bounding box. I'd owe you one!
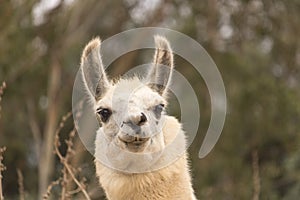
[147,35,174,97]
[80,37,110,101]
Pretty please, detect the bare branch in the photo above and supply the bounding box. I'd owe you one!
[53,112,91,200]
[0,82,6,200]
[43,178,61,200]
[67,187,82,196]
[0,147,7,200]
[0,82,6,120]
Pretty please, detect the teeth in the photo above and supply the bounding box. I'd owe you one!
[119,136,150,144]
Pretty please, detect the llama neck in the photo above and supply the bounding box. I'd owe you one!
[95,153,195,200]
[95,116,196,199]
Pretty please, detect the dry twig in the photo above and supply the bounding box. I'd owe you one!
[51,112,91,200]
[43,178,61,200]
[0,147,7,200]
[0,83,6,200]
[0,82,6,119]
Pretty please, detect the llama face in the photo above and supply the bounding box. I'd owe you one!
[81,36,173,153]
[94,78,167,153]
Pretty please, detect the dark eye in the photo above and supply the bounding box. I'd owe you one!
[154,104,165,118]
[158,103,165,110]
[96,108,112,123]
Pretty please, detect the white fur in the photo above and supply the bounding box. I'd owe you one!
[80,37,197,200]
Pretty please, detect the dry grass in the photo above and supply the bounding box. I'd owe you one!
[43,178,61,200]
[0,82,6,200]
[0,82,93,199]
[0,147,6,200]
[43,112,91,200]
[0,82,95,200]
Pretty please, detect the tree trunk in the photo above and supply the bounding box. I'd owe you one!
[38,56,61,198]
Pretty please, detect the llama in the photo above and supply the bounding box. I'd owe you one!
[80,35,197,200]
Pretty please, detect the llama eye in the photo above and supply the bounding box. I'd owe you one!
[153,104,164,118]
[157,104,165,110]
[97,108,112,123]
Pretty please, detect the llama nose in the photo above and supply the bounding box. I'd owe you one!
[129,112,147,126]
[139,113,147,126]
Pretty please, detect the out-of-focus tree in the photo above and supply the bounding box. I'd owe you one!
[0,0,168,198]
[168,0,300,199]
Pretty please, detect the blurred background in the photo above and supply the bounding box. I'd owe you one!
[0,0,300,199]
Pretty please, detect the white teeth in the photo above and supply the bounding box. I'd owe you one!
[119,135,150,145]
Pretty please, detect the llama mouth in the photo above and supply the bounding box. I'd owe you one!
[118,136,150,145]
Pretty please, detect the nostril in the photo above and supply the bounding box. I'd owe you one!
[138,112,147,126]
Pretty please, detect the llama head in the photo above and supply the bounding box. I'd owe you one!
[80,36,174,153]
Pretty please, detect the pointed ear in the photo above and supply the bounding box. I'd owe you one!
[147,35,174,97]
[80,37,110,101]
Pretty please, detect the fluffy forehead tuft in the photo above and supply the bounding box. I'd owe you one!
[113,77,143,93]
[96,77,165,109]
